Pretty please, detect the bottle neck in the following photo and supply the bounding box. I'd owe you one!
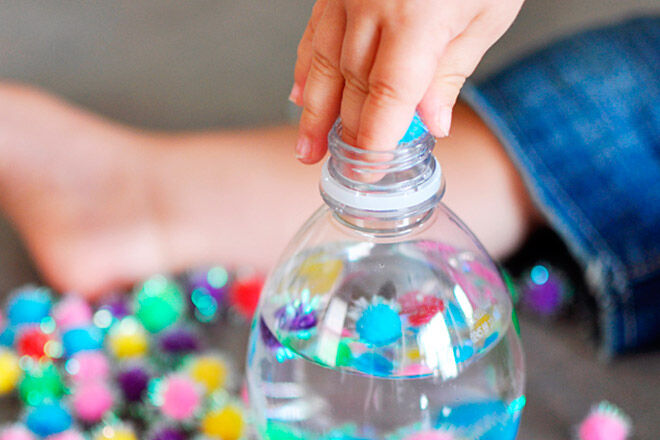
[320,120,445,233]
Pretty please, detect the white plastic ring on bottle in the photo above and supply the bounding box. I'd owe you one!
[320,157,443,212]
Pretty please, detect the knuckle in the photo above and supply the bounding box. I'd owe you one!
[341,67,369,96]
[310,50,342,81]
[368,78,407,106]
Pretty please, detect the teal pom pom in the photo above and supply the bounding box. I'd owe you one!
[356,303,402,347]
[398,113,429,144]
[7,286,52,326]
[62,326,104,356]
[352,352,393,376]
[26,402,72,437]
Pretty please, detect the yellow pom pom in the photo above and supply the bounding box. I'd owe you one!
[0,348,21,395]
[190,355,228,393]
[94,425,138,440]
[298,254,343,295]
[107,318,148,359]
[202,405,245,440]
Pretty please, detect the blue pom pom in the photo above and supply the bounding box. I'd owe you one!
[398,113,429,144]
[0,327,15,347]
[352,352,393,377]
[7,287,52,326]
[26,402,72,437]
[356,303,402,347]
[62,326,104,356]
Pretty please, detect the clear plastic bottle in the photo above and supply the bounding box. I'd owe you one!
[247,117,525,440]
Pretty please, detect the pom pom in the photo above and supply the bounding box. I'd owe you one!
[154,374,202,421]
[0,348,22,395]
[52,297,93,331]
[520,264,573,317]
[117,364,151,403]
[146,427,186,440]
[25,403,72,437]
[352,352,393,376]
[0,425,36,440]
[188,266,229,322]
[399,113,429,143]
[134,276,186,333]
[16,326,57,360]
[201,405,245,440]
[404,431,455,440]
[62,326,104,357]
[65,351,110,384]
[46,429,86,440]
[356,302,402,347]
[71,381,114,423]
[398,292,444,327]
[229,272,264,318]
[107,318,148,359]
[296,255,343,295]
[93,425,137,440]
[19,362,65,406]
[187,354,229,394]
[158,327,200,355]
[7,286,52,327]
[578,401,631,440]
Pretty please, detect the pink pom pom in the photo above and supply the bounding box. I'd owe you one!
[160,374,202,420]
[71,381,114,422]
[401,363,432,377]
[404,431,455,440]
[0,426,36,440]
[578,402,631,440]
[53,296,93,331]
[45,431,86,440]
[67,351,110,384]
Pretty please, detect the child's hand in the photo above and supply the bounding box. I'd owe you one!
[292,0,524,163]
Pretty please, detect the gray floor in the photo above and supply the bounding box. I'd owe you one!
[0,218,658,439]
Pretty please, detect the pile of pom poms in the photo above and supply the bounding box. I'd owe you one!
[0,266,264,440]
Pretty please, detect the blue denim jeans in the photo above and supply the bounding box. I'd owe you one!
[462,16,660,356]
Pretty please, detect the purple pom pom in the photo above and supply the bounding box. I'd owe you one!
[148,427,187,440]
[117,365,150,402]
[159,328,200,354]
[259,318,282,349]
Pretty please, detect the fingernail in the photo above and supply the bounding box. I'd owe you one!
[295,136,311,160]
[288,83,303,106]
[437,105,453,137]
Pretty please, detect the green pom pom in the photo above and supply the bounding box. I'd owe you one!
[335,340,352,367]
[19,362,65,406]
[135,275,186,333]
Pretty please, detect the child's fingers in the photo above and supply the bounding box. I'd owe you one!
[291,0,330,106]
[338,14,380,147]
[418,9,516,137]
[356,26,446,152]
[296,0,346,164]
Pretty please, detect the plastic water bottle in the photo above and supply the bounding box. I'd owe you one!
[247,116,525,440]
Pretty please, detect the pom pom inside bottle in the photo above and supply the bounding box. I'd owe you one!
[247,119,525,440]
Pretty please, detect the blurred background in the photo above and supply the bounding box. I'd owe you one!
[0,1,658,439]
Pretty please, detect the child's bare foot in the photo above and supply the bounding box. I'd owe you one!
[0,83,165,297]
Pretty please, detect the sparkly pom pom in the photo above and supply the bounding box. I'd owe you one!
[404,431,455,440]
[65,350,110,384]
[0,348,22,395]
[134,276,186,334]
[107,318,149,359]
[62,326,103,357]
[187,353,229,394]
[201,404,245,440]
[578,401,631,440]
[230,272,264,318]
[46,429,87,440]
[158,327,200,355]
[52,296,93,331]
[154,374,202,421]
[93,425,137,440]
[16,326,57,360]
[146,426,186,440]
[25,402,72,437]
[0,425,36,440]
[19,362,65,406]
[117,364,151,403]
[356,302,402,347]
[71,381,115,423]
[7,286,52,327]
